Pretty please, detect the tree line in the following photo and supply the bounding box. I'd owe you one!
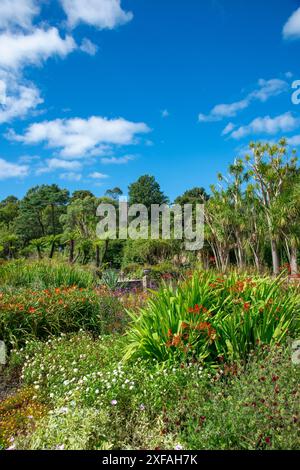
[0,139,299,275]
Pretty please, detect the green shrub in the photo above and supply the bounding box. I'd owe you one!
[0,260,94,289]
[125,272,300,363]
[16,407,110,450]
[122,239,178,266]
[101,269,119,291]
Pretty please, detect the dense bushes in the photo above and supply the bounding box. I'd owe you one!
[122,239,180,266]
[125,272,300,363]
[0,260,95,289]
[7,333,300,450]
[0,287,125,348]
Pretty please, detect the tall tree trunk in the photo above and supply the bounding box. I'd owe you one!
[49,242,55,259]
[290,243,298,275]
[270,238,280,275]
[37,246,42,260]
[95,245,100,268]
[266,213,280,275]
[69,239,75,263]
[51,204,56,236]
[101,239,109,265]
[249,244,261,273]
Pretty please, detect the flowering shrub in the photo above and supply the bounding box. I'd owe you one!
[7,334,300,450]
[125,272,300,363]
[0,287,125,348]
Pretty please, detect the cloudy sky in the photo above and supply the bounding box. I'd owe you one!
[0,0,300,200]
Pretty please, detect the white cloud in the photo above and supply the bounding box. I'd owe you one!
[101,155,135,164]
[0,157,29,179]
[283,7,300,40]
[230,112,299,140]
[0,0,40,30]
[89,171,109,179]
[0,80,6,104]
[80,38,98,56]
[0,73,43,123]
[36,158,82,175]
[287,135,300,146]
[12,116,150,158]
[0,28,76,70]
[199,78,288,122]
[59,172,82,181]
[251,79,288,102]
[60,0,133,30]
[161,109,169,118]
[222,122,235,136]
[199,99,249,122]
[18,154,40,163]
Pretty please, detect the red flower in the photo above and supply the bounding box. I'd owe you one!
[243,302,251,311]
[265,437,271,446]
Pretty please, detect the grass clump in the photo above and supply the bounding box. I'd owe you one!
[0,260,95,290]
[125,272,300,363]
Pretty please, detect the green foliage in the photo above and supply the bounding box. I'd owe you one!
[0,283,126,349]
[0,260,94,289]
[103,240,125,268]
[128,175,168,210]
[8,334,300,450]
[125,272,300,363]
[15,185,69,243]
[101,269,119,291]
[123,239,178,266]
[174,187,209,205]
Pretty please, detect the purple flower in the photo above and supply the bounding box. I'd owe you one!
[7,444,16,450]
[175,444,183,450]
[111,399,118,406]
[55,444,65,450]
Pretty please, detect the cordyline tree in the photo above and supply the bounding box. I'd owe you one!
[205,138,299,274]
[245,139,298,275]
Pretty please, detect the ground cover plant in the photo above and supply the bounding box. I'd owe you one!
[1,333,298,450]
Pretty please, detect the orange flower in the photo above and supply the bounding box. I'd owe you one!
[195,321,211,331]
[28,307,36,314]
[167,328,173,338]
[172,334,182,347]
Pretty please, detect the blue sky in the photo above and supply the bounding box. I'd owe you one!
[1,0,300,201]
